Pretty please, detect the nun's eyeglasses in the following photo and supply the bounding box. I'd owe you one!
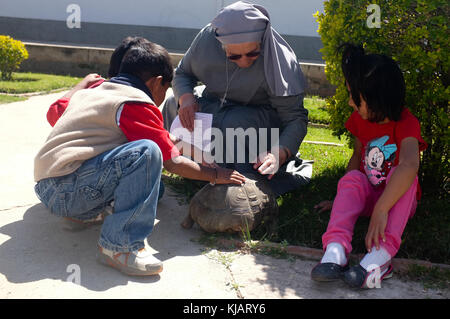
[227,50,260,61]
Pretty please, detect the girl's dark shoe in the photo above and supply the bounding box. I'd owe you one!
[311,262,349,282]
[343,263,393,288]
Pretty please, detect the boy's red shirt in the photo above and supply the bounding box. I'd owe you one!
[46,79,180,162]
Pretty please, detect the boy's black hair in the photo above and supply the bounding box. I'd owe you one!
[118,41,173,85]
[339,43,405,122]
[108,36,151,78]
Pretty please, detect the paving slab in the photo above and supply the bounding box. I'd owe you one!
[0,92,448,299]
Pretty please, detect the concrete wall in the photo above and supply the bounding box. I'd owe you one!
[0,0,325,62]
[0,0,323,37]
[19,42,335,97]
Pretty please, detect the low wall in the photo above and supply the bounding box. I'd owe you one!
[299,62,336,97]
[20,42,335,97]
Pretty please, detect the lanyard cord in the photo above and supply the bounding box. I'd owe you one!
[220,58,239,108]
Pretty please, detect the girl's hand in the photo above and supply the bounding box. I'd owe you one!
[314,200,333,213]
[365,209,388,252]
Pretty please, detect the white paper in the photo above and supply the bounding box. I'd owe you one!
[169,112,213,151]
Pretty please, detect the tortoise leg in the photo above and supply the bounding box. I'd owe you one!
[181,212,195,229]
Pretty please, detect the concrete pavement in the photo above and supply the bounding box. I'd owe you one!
[0,92,448,299]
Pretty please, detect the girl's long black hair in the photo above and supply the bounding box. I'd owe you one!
[339,43,405,122]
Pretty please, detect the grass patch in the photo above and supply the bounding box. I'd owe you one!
[299,141,352,172]
[402,264,450,290]
[270,164,346,250]
[305,126,349,144]
[397,196,450,263]
[304,95,330,124]
[0,72,82,94]
[0,94,27,104]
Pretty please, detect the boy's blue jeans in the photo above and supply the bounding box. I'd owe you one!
[34,140,163,253]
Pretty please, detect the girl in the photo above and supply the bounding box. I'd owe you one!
[311,44,427,288]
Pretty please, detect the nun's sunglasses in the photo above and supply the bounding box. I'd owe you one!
[227,50,261,61]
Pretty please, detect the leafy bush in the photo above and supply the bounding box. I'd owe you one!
[0,35,29,80]
[315,0,449,195]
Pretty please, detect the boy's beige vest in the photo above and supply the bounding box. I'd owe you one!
[34,82,154,182]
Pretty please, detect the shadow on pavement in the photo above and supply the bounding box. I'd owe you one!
[0,192,204,292]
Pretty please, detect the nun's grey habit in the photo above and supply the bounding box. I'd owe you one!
[162,1,311,196]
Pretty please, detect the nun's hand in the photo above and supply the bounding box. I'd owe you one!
[178,93,199,132]
[253,147,290,180]
[253,152,280,180]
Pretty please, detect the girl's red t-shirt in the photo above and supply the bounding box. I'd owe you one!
[345,108,427,197]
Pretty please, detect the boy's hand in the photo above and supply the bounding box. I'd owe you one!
[215,167,246,185]
[202,158,220,169]
[314,200,333,213]
[365,209,388,252]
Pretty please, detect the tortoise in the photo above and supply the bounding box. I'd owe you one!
[181,173,278,233]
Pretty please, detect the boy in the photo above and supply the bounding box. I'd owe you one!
[34,41,245,276]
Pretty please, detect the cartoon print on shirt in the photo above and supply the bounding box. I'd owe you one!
[364,135,397,186]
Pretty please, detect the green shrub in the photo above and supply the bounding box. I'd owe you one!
[0,35,29,80]
[315,0,449,195]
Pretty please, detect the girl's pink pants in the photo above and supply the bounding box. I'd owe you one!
[322,168,418,257]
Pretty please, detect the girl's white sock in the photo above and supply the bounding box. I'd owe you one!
[360,247,391,271]
[321,242,347,266]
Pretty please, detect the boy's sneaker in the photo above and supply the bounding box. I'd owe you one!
[311,262,350,282]
[62,214,104,231]
[62,202,114,231]
[343,262,393,288]
[97,245,163,276]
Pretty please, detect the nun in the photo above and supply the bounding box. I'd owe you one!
[162,1,311,197]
